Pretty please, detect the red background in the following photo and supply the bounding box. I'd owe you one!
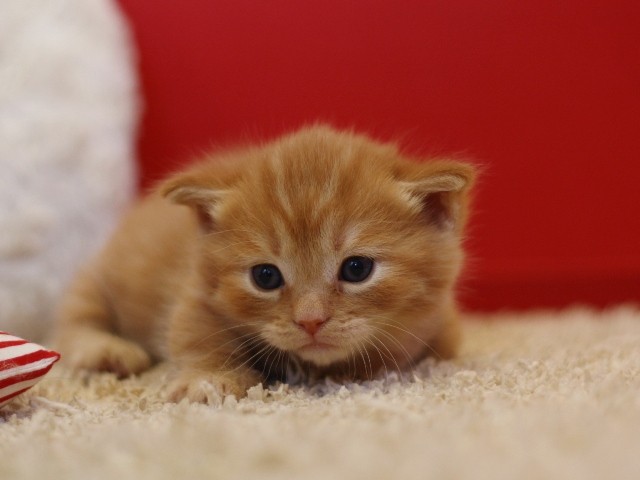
[116,0,640,310]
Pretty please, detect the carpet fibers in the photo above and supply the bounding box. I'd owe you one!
[1,306,640,479]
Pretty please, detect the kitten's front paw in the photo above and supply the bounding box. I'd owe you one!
[165,370,262,404]
[63,332,152,378]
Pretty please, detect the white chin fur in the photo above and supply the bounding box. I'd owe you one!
[295,347,349,366]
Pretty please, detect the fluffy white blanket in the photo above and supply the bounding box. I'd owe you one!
[1,307,638,480]
[0,0,138,341]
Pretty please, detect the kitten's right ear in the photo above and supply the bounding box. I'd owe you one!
[395,160,476,232]
[159,161,237,230]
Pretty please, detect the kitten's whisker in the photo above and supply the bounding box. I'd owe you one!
[223,343,272,376]
[219,334,264,370]
[372,320,442,360]
[204,331,262,356]
[368,333,401,378]
[210,240,256,255]
[365,338,388,381]
[361,340,374,381]
[369,326,417,373]
[197,332,262,365]
[346,344,356,380]
[197,228,257,239]
[275,348,285,381]
[368,331,398,366]
[353,342,366,378]
[262,345,280,380]
[354,341,370,380]
[369,325,411,362]
[204,260,236,283]
[283,351,292,382]
[246,345,277,378]
[186,322,263,351]
[350,346,356,380]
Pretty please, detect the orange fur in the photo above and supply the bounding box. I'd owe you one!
[54,125,476,402]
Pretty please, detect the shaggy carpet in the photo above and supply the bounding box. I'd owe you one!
[1,306,639,480]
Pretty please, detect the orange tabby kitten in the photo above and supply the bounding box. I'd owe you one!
[54,125,475,403]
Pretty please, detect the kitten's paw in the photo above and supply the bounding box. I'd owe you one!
[63,332,152,378]
[165,370,261,404]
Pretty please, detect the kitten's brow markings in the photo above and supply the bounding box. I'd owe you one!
[205,231,276,279]
[271,148,295,218]
[233,185,288,261]
[339,225,362,253]
[311,167,340,220]
[318,212,339,251]
[267,216,288,259]
[229,203,272,243]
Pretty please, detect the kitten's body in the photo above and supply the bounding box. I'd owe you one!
[55,126,475,402]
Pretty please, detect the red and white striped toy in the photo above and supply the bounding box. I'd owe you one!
[0,331,60,408]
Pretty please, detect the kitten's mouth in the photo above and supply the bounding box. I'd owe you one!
[295,339,347,365]
[297,339,339,355]
[295,340,345,366]
[298,341,336,352]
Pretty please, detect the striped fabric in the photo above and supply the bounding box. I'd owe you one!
[0,332,60,408]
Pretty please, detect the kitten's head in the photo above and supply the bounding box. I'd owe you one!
[161,126,475,367]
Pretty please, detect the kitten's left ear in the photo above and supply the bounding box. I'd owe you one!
[396,160,476,232]
[158,158,240,230]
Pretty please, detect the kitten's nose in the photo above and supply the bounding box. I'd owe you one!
[296,316,329,336]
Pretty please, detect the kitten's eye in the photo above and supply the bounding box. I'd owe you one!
[340,256,374,283]
[251,264,284,290]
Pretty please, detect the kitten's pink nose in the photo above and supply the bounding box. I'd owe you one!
[296,316,329,336]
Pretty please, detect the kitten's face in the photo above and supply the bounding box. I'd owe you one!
[163,127,473,367]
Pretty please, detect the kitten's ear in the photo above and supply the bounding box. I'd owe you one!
[159,159,239,230]
[396,160,476,232]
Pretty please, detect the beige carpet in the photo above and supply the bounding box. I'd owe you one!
[1,306,640,480]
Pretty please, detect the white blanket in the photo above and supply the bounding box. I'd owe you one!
[1,307,638,480]
[0,0,138,341]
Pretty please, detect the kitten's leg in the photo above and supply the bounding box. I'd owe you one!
[165,368,262,404]
[165,298,262,403]
[55,264,152,377]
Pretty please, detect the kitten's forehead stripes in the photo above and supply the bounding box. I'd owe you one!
[271,146,295,218]
[269,141,351,221]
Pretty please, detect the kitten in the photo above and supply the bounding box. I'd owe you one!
[54,125,475,403]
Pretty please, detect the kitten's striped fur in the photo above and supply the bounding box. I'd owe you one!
[55,125,475,403]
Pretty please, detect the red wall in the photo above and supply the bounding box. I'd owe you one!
[116,0,640,310]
